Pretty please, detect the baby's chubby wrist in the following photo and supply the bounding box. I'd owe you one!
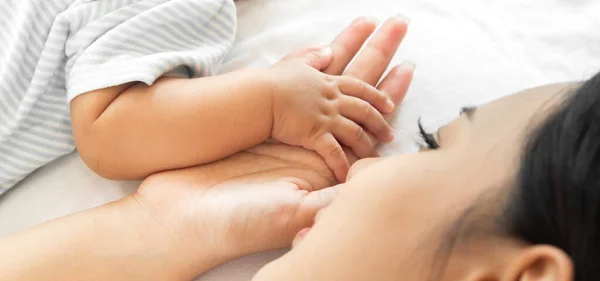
[233,67,277,138]
[257,67,278,132]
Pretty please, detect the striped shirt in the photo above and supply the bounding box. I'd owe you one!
[0,0,236,193]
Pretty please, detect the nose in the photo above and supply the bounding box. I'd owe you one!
[347,157,384,181]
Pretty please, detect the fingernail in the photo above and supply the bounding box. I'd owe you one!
[367,16,381,25]
[398,60,416,72]
[319,46,333,57]
[395,13,411,25]
[385,99,395,112]
[387,129,396,142]
[354,16,378,25]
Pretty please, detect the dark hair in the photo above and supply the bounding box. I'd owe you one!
[505,71,600,281]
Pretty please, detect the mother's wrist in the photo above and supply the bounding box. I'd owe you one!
[121,191,237,279]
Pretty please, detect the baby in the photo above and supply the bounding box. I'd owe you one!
[0,0,394,191]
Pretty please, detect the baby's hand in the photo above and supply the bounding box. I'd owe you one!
[268,47,395,182]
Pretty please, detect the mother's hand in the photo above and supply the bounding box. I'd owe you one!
[136,16,413,269]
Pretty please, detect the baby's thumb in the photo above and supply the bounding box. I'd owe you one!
[301,46,334,70]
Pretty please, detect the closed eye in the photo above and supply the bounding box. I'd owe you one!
[417,119,439,150]
[417,106,475,150]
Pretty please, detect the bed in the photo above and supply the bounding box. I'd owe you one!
[1,0,599,280]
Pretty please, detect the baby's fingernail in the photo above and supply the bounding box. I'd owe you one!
[387,130,396,142]
[398,60,416,72]
[319,46,333,57]
[385,99,395,112]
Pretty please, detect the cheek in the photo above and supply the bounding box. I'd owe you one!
[347,157,384,180]
[268,185,442,280]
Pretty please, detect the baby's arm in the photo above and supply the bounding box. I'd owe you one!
[72,45,393,182]
[71,69,275,180]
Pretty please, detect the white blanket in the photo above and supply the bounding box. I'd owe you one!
[1,0,599,280]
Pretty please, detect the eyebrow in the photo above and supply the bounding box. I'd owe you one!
[460,106,477,120]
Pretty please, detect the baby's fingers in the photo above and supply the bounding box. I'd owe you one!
[336,76,395,114]
[339,97,394,143]
[332,117,379,159]
[314,133,350,183]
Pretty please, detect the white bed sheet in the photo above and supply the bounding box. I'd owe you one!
[1,0,599,280]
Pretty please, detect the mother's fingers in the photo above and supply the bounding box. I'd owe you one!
[300,184,341,215]
[323,17,377,75]
[345,17,408,86]
[357,61,416,152]
[378,61,415,121]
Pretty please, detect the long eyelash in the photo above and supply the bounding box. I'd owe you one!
[460,106,476,117]
[416,119,440,149]
[460,106,474,115]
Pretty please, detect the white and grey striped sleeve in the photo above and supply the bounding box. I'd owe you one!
[65,0,236,100]
[0,0,236,192]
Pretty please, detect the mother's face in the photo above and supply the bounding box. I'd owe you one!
[252,83,572,281]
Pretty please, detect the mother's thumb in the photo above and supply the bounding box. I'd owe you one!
[301,46,334,70]
[301,184,341,212]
